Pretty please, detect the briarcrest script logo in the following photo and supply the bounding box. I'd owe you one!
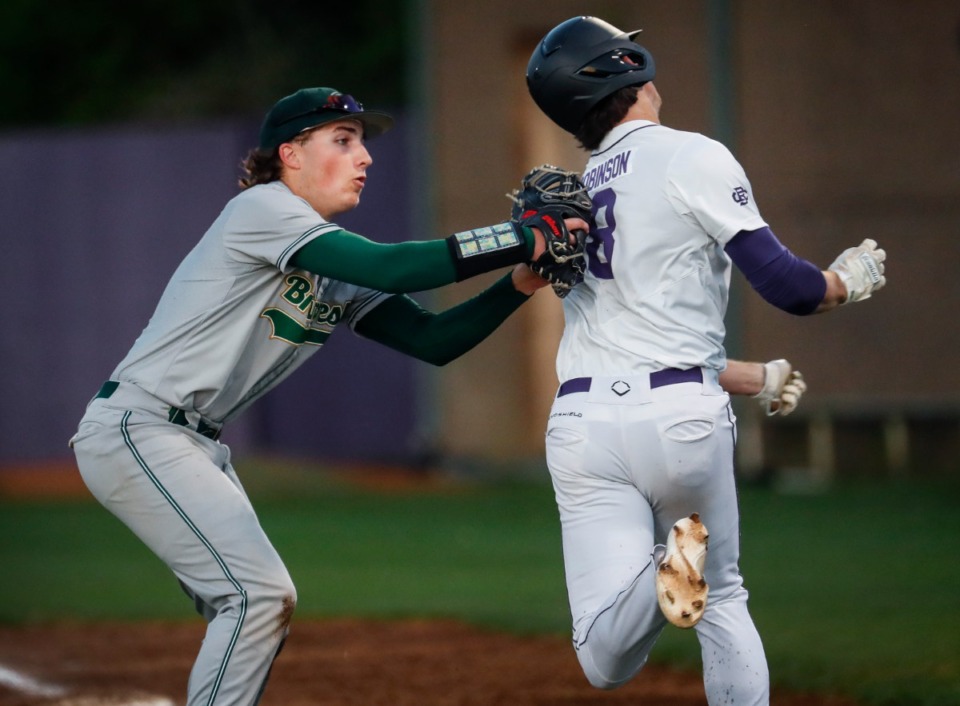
[731,186,750,206]
[260,273,345,345]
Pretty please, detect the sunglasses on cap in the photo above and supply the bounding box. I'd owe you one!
[276,93,365,127]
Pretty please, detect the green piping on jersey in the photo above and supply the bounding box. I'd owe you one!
[119,411,247,705]
[276,222,340,269]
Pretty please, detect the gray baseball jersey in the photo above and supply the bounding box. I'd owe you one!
[71,180,390,705]
[110,181,390,424]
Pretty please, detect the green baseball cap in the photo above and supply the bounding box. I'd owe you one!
[258,87,394,150]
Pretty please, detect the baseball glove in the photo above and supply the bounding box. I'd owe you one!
[507,164,592,298]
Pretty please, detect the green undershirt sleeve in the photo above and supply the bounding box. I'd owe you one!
[289,227,535,293]
[353,273,530,366]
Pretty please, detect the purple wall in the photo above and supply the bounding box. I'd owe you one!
[0,116,420,465]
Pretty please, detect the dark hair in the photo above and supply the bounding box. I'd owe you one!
[238,131,314,189]
[238,149,281,189]
[574,85,641,151]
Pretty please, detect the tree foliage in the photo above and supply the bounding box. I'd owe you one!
[0,0,407,127]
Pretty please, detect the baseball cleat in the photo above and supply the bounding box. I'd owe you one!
[656,513,709,629]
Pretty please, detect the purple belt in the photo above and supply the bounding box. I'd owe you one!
[557,368,704,397]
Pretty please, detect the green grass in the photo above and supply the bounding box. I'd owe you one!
[741,481,960,706]
[255,478,572,633]
[1,461,958,705]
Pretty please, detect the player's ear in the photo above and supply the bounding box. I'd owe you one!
[277,142,301,170]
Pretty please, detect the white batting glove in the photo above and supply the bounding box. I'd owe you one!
[753,359,807,416]
[828,238,886,303]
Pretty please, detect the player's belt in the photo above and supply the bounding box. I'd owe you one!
[557,367,704,398]
[94,381,222,440]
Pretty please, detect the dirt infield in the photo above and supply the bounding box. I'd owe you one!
[0,619,866,706]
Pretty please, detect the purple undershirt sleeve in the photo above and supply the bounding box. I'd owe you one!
[725,227,826,316]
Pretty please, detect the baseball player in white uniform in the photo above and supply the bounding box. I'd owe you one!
[525,17,887,704]
[69,86,586,706]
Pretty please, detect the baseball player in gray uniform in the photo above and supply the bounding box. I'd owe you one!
[525,17,887,704]
[69,86,587,706]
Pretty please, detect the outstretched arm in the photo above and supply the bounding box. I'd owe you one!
[353,264,547,365]
[725,227,886,315]
[290,226,532,293]
[289,217,589,294]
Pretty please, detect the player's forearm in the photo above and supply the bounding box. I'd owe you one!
[290,227,535,293]
[354,273,530,365]
[510,263,551,295]
[718,360,765,396]
[815,270,848,312]
[728,359,808,416]
[725,227,826,315]
[727,228,885,316]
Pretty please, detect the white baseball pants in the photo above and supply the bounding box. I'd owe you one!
[545,372,769,705]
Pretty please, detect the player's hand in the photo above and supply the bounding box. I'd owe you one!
[528,216,590,261]
[828,238,886,303]
[511,263,552,295]
[753,359,807,416]
[565,216,590,239]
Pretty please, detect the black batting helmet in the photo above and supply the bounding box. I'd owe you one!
[526,16,656,134]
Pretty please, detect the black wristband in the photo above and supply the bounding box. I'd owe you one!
[445,222,529,281]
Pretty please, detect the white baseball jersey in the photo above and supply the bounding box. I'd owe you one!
[109,181,390,424]
[556,120,767,381]
[545,119,773,702]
